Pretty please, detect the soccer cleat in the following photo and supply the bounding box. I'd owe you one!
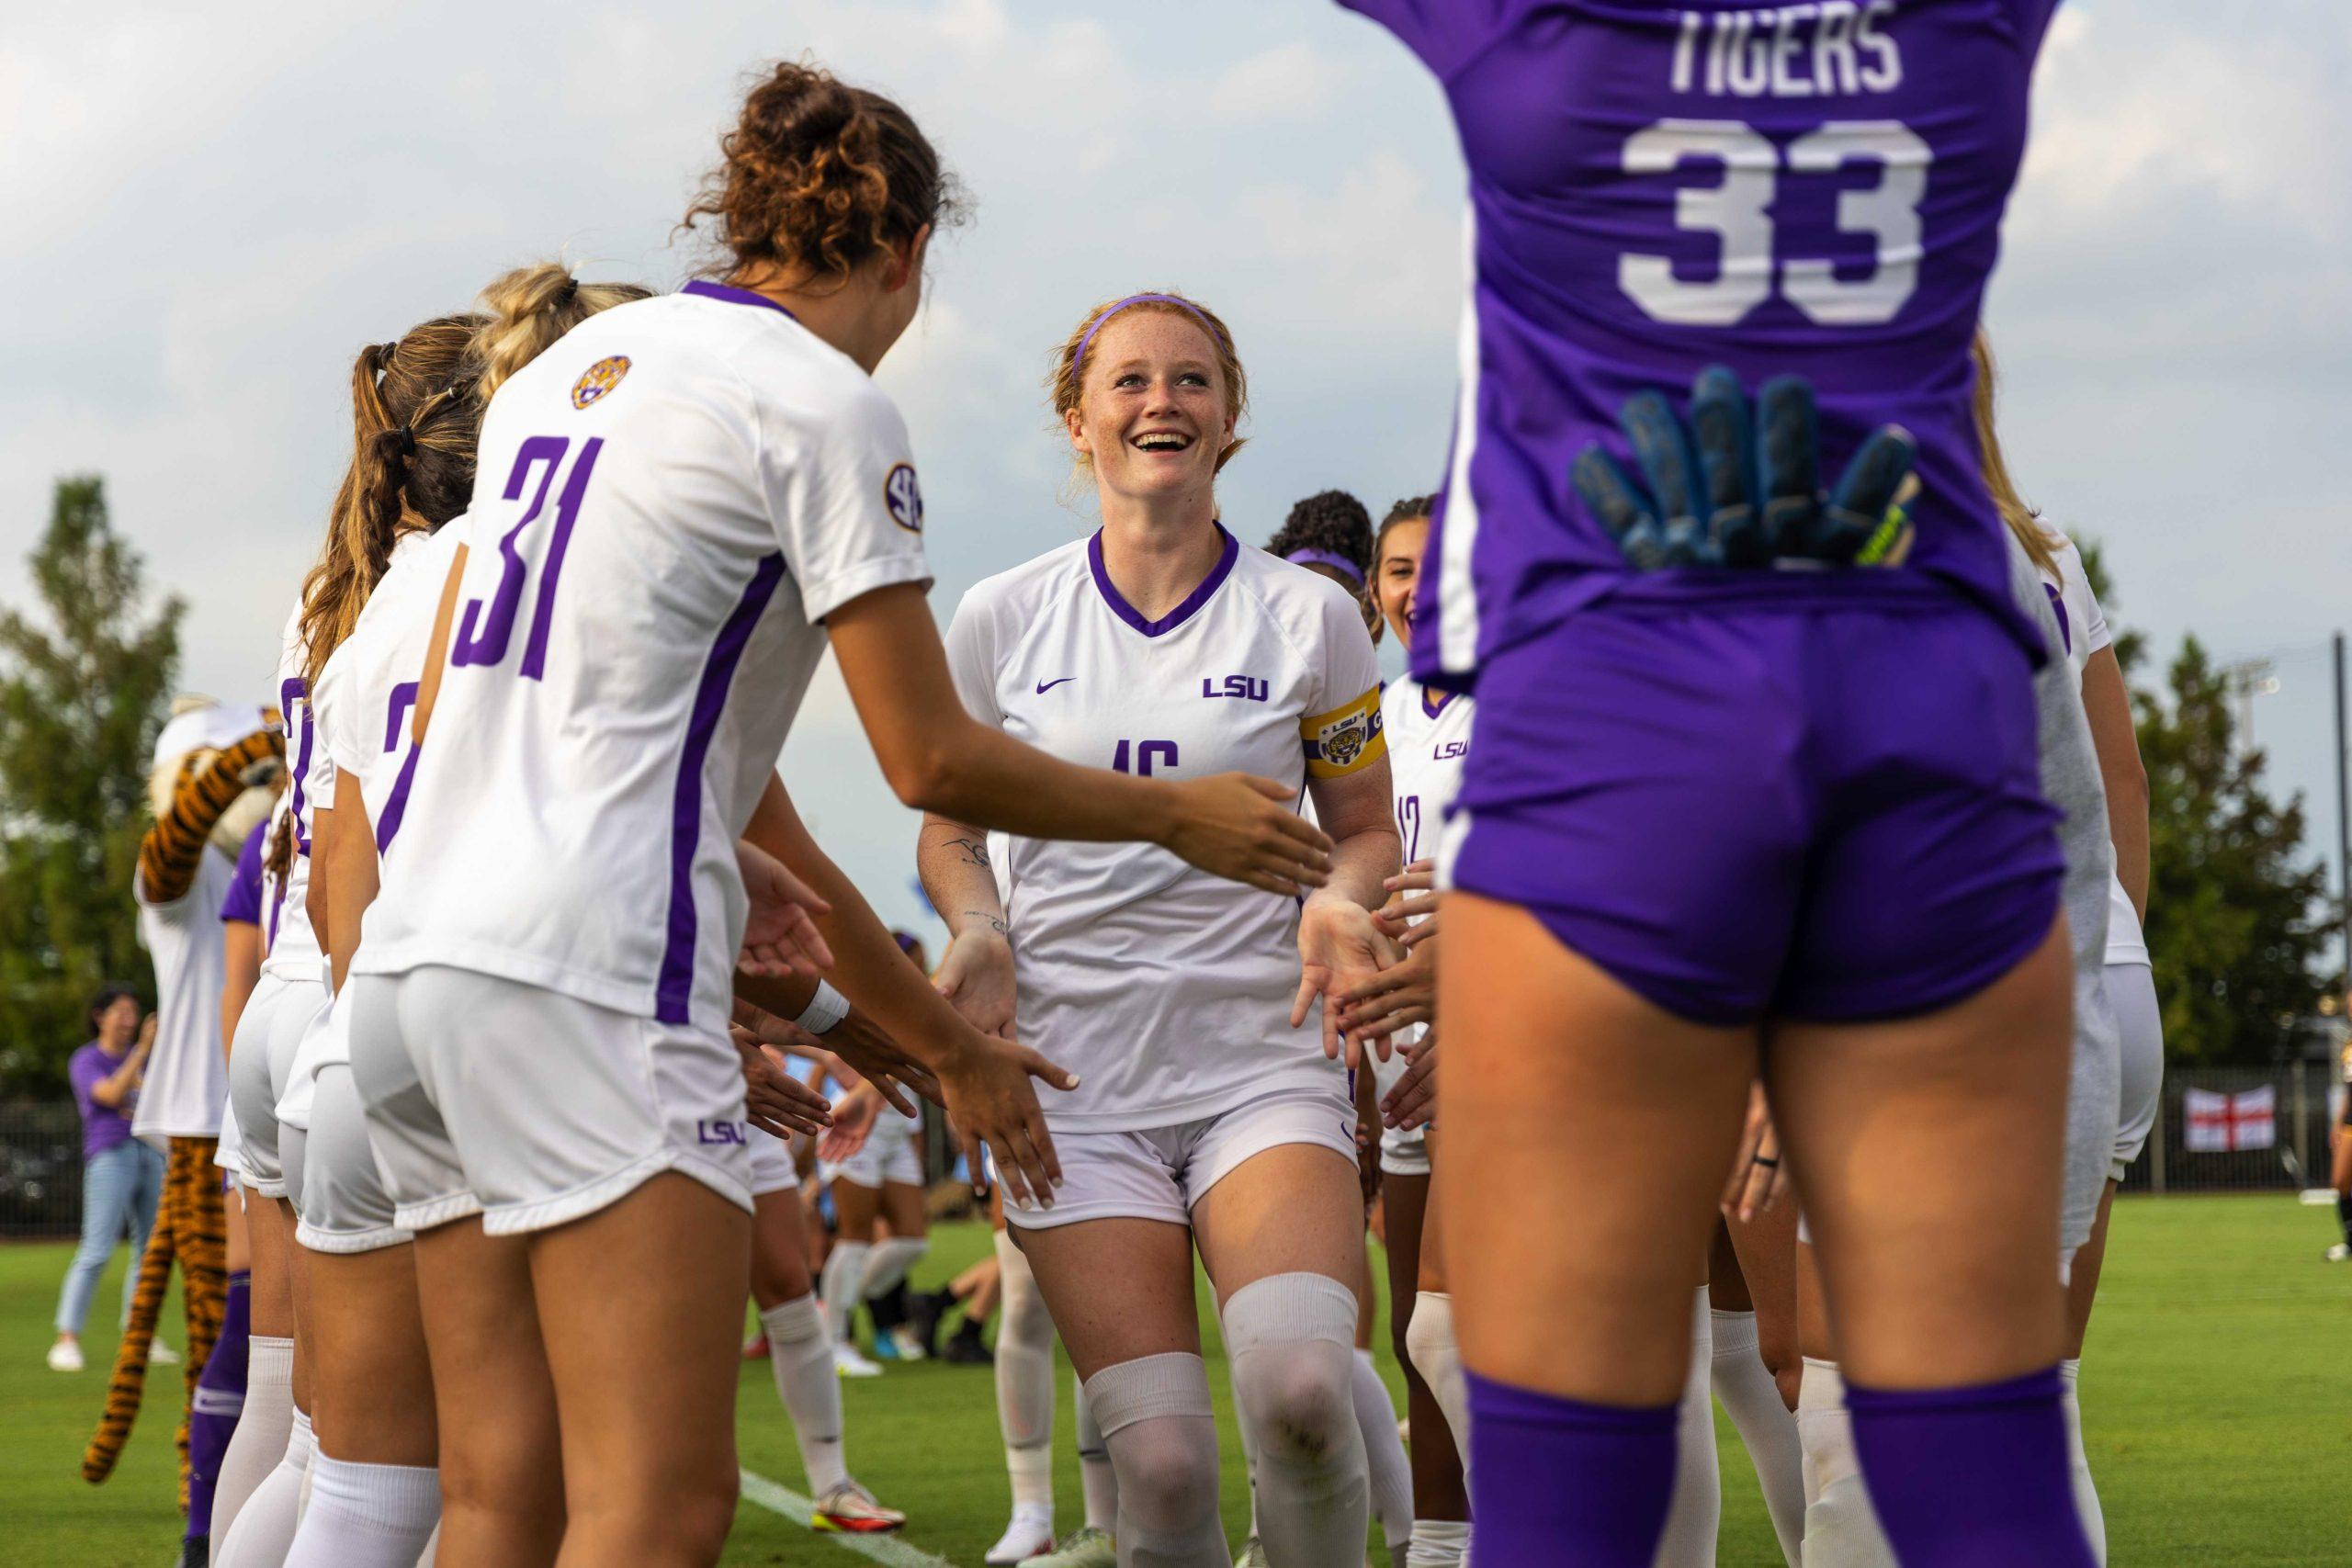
[987,1505,1056,1564]
[1023,1526,1116,1567]
[1233,1537,1271,1568]
[2327,1243,2350,1263]
[871,1331,901,1361]
[811,1481,906,1534]
[833,1344,885,1379]
[47,1338,85,1372]
[942,1326,994,1365]
[888,1325,929,1362]
[151,1339,181,1366]
[741,1331,771,1360]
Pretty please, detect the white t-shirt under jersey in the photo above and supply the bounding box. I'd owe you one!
[263,601,326,984]
[278,525,455,1127]
[355,283,932,1031]
[2040,536,2148,967]
[945,530,1386,1131]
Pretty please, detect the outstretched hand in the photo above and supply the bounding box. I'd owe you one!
[1575,367,1918,570]
[1160,773,1334,898]
[734,839,833,979]
[1293,894,1400,1070]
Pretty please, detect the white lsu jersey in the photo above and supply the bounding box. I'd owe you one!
[945,529,1386,1131]
[1375,675,1473,1077]
[263,600,325,983]
[355,283,933,1031]
[2039,535,2145,967]
[277,525,456,1128]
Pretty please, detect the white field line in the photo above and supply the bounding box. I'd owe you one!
[736,1467,965,1568]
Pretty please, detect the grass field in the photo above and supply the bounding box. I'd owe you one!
[5,1194,2344,1566]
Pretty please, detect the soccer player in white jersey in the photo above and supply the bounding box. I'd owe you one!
[921,288,1402,1568]
[344,65,1328,1568]
[1982,336,2155,1562]
[1337,497,1475,1568]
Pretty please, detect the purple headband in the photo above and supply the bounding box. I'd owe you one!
[1073,293,1219,372]
[1284,547,1364,587]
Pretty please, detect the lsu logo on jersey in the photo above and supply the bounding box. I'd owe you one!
[571,355,631,410]
[1301,687,1386,779]
[884,462,924,531]
[1201,675,1269,702]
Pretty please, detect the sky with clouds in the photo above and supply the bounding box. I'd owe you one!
[4,0,2346,939]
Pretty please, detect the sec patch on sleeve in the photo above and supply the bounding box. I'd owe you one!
[884,462,923,531]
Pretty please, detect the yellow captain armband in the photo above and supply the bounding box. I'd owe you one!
[1300,686,1386,779]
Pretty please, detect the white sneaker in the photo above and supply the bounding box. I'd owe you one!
[1024,1526,1116,1567]
[834,1344,885,1378]
[888,1325,929,1362]
[47,1338,85,1372]
[150,1340,181,1366]
[1234,1538,1271,1568]
[2327,1243,2350,1263]
[812,1479,906,1534]
[987,1505,1055,1564]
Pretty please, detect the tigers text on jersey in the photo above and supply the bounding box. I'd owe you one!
[1337,0,2064,684]
[2038,534,2145,967]
[354,283,933,1030]
[264,599,325,982]
[946,530,1385,1131]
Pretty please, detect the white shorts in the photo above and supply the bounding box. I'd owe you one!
[750,1128,799,1196]
[2106,961,2165,1180]
[346,964,752,1237]
[216,1100,243,1182]
[295,1064,413,1255]
[228,971,329,1199]
[1379,1122,1430,1179]
[1003,1086,1357,1232]
[819,1117,923,1190]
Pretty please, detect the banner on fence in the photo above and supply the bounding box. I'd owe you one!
[2183,1086,2276,1153]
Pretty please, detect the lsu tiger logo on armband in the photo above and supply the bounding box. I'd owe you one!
[571,355,631,410]
[1300,687,1386,779]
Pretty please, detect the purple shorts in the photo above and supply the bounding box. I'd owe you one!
[1448,592,2063,1026]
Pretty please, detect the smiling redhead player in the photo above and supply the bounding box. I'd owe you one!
[920,290,1403,1568]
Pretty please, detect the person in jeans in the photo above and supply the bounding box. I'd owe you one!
[51,988,168,1371]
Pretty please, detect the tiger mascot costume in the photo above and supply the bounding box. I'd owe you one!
[84,697,281,1516]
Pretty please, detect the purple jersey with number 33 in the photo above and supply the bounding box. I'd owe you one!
[1339,0,2064,685]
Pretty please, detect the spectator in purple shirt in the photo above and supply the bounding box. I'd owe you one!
[49,987,167,1372]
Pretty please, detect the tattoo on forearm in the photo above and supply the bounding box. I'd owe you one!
[963,911,1010,935]
[948,837,991,868]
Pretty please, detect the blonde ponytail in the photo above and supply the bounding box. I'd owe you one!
[1972,331,2063,580]
[471,264,653,403]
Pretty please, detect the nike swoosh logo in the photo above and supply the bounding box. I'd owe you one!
[1035,677,1076,694]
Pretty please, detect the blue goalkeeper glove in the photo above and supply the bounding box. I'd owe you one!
[1573,367,1918,570]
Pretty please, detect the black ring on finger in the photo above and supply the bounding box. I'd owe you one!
[1751,1155,1781,1168]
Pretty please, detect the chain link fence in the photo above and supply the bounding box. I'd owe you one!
[2120,1061,2346,1196]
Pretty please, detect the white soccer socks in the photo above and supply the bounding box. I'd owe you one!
[1656,1288,1722,1567]
[1795,1358,1896,1567]
[1351,1348,1416,1566]
[861,1235,931,1302]
[1405,1518,1471,1567]
[213,1334,295,1543]
[821,1240,871,1345]
[213,1403,313,1568]
[1404,1292,1471,1483]
[1710,1306,1805,1566]
[1073,1371,1121,1532]
[994,1229,1057,1513]
[2059,1359,2108,1565]
[762,1292,851,1496]
[280,1455,439,1568]
[1085,1351,1225,1567]
[1225,1273,1371,1568]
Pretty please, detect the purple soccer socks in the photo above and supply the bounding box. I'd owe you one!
[187,1269,251,1545]
[1846,1366,2098,1567]
[1466,1371,1677,1565]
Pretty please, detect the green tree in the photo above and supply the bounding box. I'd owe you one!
[2135,635,2336,1063]
[0,476,182,1092]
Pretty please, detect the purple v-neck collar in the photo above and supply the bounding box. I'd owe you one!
[1088,524,1238,638]
[1422,684,1455,719]
[680,279,799,321]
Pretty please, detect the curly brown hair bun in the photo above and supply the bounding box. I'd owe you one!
[682,59,963,289]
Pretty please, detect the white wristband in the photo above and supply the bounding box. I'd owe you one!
[793,980,849,1037]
